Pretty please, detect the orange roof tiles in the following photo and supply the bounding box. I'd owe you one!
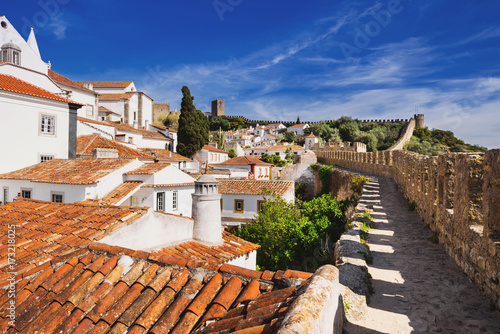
[267,144,305,151]
[77,116,113,126]
[142,183,195,188]
[99,93,134,101]
[288,124,308,128]
[0,158,134,185]
[77,134,153,159]
[214,156,272,166]
[125,163,170,175]
[105,122,171,141]
[76,81,134,88]
[202,145,228,154]
[101,181,143,205]
[48,69,96,94]
[0,241,312,334]
[142,148,191,162]
[218,180,294,196]
[0,73,83,105]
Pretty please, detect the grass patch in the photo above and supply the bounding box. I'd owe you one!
[364,272,375,295]
[361,222,371,233]
[359,251,373,264]
[363,210,373,221]
[344,299,351,313]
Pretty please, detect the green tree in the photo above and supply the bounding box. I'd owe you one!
[163,113,179,131]
[177,86,209,157]
[284,131,296,143]
[228,149,236,158]
[296,116,301,124]
[209,116,230,131]
[210,131,225,151]
[305,122,341,144]
[229,117,247,129]
[339,121,360,142]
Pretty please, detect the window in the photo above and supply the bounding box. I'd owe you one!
[40,115,55,135]
[183,161,186,169]
[134,112,137,121]
[128,137,133,144]
[234,199,244,213]
[21,189,31,199]
[51,193,63,203]
[86,105,94,116]
[0,50,5,62]
[172,191,178,210]
[12,51,20,65]
[40,155,54,163]
[157,192,165,212]
[3,187,8,205]
[220,198,223,212]
[257,200,267,213]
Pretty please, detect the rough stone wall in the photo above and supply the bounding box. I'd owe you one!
[152,102,171,123]
[314,146,500,307]
[387,118,415,151]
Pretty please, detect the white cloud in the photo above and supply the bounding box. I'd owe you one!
[47,13,69,40]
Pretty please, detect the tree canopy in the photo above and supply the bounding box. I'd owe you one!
[176,86,209,157]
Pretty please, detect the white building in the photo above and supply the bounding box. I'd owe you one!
[194,145,229,166]
[212,156,273,180]
[287,123,310,135]
[0,159,196,217]
[219,179,295,226]
[76,81,154,127]
[267,123,286,130]
[266,144,305,160]
[304,133,319,150]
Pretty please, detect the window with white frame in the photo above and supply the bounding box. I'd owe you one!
[40,115,55,135]
[40,155,54,163]
[172,191,178,210]
[183,161,186,169]
[12,51,20,65]
[157,192,165,212]
[86,105,94,116]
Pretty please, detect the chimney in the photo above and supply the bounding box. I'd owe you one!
[191,174,222,245]
[93,148,119,159]
[145,119,149,129]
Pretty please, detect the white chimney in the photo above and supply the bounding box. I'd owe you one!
[191,173,223,245]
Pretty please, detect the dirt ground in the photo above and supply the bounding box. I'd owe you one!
[343,174,500,334]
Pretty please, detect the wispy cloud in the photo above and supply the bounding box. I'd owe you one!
[47,13,69,40]
[450,26,500,47]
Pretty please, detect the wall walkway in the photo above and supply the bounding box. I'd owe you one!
[314,146,500,307]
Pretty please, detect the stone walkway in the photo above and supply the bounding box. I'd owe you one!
[344,174,500,334]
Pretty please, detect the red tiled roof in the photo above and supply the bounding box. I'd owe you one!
[0,198,148,278]
[0,158,134,185]
[267,145,305,151]
[125,163,170,175]
[288,124,308,128]
[105,122,171,141]
[77,116,112,127]
[142,148,191,162]
[101,181,143,205]
[99,93,134,101]
[202,145,228,154]
[75,81,134,88]
[218,180,294,196]
[77,134,153,159]
[142,183,195,188]
[98,106,121,116]
[213,156,272,166]
[150,123,167,130]
[48,70,96,94]
[0,73,83,105]
[0,240,313,333]
[305,134,316,138]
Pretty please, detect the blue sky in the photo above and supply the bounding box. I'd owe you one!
[4,0,500,148]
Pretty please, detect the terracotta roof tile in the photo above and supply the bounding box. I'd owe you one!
[77,134,153,159]
[267,144,305,151]
[99,93,134,101]
[101,181,143,205]
[0,73,83,105]
[142,182,195,188]
[287,124,308,128]
[202,145,228,154]
[213,156,272,166]
[0,158,134,184]
[76,81,134,88]
[48,69,96,93]
[106,122,172,141]
[142,148,191,162]
[218,180,294,196]
[125,163,170,175]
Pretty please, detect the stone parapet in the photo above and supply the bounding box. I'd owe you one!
[313,146,500,307]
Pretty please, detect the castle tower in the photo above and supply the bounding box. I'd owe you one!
[212,99,225,117]
[191,173,223,245]
[415,114,425,129]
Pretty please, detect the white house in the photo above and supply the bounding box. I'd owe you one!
[0,73,83,174]
[141,148,199,172]
[218,179,295,226]
[287,123,310,135]
[194,145,229,166]
[267,123,286,130]
[77,134,155,161]
[98,106,122,122]
[212,156,273,180]
[76,81,154,127]
[304,133,319,150]
[266,144,305,160]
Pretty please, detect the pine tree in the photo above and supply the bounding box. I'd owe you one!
[296,116,301,124]
[177,86,209,157]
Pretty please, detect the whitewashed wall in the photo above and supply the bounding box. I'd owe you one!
[0,92,72,173]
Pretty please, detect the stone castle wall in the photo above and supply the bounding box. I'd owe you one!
[314,146,500,307]
[152,102,171,124]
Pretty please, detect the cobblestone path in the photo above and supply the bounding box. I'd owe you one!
[344,174,500,334]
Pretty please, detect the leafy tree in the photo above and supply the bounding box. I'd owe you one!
[229,117,247,129]
[305,122,341,144]
[235,194,346,271]
[339,121,360,142]
[285,146,294,164]
[162,113,180,131]
[228,149,236,158]
[296,116,301,124]
[260,153,287,167]
[209,116,230,131]
[284,131,296,143]
[177,86,209,157]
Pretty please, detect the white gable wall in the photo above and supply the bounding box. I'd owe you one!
[0,64,61,93]
[0,92,71,173]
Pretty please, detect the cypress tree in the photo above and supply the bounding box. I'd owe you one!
[177,86,209,157]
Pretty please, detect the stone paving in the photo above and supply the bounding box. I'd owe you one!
[344,174,500,334]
